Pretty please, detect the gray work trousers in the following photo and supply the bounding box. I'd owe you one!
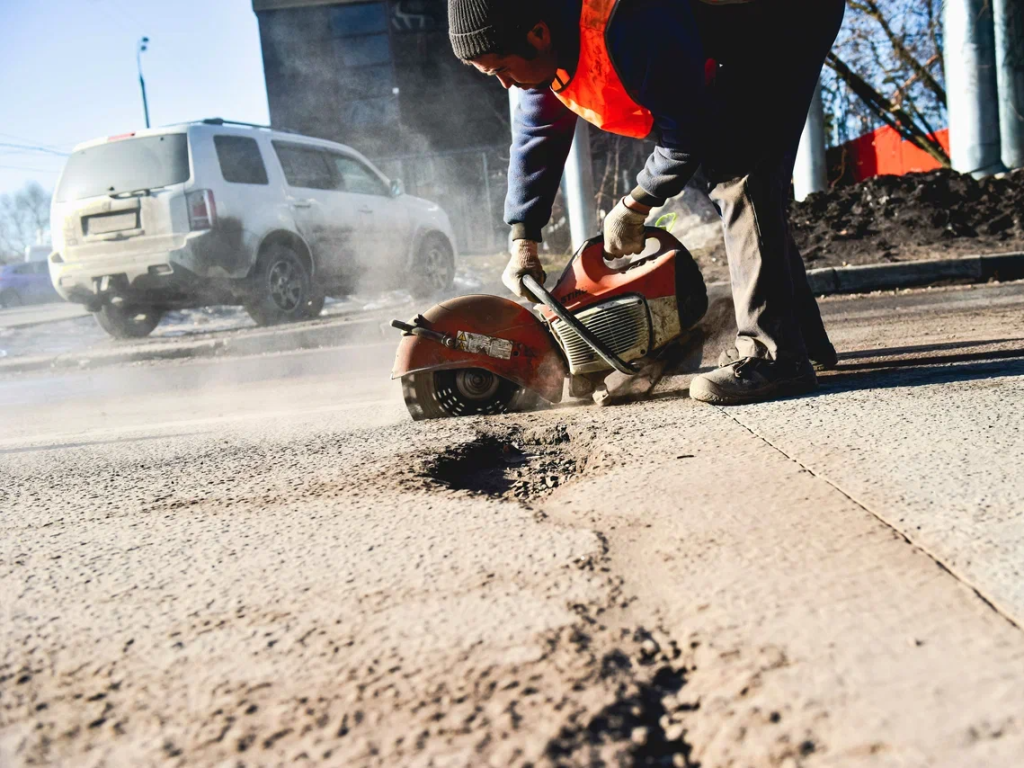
[694,0,846,361]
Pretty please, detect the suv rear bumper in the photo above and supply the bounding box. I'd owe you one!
[53,231,251,309]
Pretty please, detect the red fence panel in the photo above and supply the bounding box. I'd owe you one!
[826,126,950,185]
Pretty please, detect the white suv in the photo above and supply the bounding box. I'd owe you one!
[50,119,457,338]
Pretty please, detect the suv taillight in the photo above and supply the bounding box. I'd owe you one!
[187,189,216,231]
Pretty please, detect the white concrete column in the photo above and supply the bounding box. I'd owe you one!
[994,0,1024,170]
[794,80,828,202]
[944,0,1007,177]
[562,120,598,251]
[507,87,520,131]
[507,88,521,254]
[509,88,596,251]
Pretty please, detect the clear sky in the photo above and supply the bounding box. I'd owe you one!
[0,0,270,198]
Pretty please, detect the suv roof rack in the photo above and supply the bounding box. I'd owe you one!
[153,117,301,134]
[199,117,301,134]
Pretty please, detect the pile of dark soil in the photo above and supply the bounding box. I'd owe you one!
[789,167,1024,268]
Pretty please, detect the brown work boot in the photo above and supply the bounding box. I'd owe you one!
[690,357,818,405]
[718,340,838,371]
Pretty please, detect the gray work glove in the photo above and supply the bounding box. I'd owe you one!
[502,238,546,300]
[603,196,649,256]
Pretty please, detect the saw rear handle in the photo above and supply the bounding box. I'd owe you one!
[391,318,458,349]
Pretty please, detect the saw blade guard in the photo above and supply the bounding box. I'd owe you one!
[392,294,568,404]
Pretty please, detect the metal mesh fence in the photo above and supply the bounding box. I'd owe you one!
[374,146,510,255]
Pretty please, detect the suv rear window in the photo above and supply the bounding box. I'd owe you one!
[56,134,190,202]
[214,135,269,185]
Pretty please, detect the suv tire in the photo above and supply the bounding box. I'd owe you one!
[95,302,164,339]
[244,245,314,326]
[410,234,455,299]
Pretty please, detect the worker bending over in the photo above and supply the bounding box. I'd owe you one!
[447,0,844,404]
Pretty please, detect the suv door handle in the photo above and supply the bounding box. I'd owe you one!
[358,207,373,214]
[290,199,313,209]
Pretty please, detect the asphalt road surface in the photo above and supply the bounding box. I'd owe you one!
[2,282,1024,767]
[0,302,87,331]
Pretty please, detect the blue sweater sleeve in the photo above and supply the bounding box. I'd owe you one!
[609,1,707,207]
[505,87,578,243]
[505,1,705,238]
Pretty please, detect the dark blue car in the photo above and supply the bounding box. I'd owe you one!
[0,261,61,308]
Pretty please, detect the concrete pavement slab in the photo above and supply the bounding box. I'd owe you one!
[726,347,1024,627]
[539,397,1024,767]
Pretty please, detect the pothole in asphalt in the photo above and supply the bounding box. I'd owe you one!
[415,424,589,503]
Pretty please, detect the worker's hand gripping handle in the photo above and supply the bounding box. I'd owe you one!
[587,225,680,262]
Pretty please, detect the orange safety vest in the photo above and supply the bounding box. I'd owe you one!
[550,0,655,140]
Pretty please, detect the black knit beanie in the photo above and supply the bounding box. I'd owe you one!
[448,0,542,61]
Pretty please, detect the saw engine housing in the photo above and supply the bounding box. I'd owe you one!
[542,230,707,376]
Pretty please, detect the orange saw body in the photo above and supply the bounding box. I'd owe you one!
[391,229,708,420]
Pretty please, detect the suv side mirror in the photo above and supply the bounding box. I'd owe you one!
[390,178,405,197]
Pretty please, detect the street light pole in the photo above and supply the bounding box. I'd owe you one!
[137,37,151,129]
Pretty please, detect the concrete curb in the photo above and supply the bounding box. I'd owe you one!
[0,316,388,377]
[804,251,1024,296]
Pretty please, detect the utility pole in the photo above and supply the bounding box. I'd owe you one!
[507,86,519,134]
[561,120,597,251]
[943,0,1006,177]
[793,80,828,202]
[506,88,521,255]
[137,37,151,129]
[994,0,1024,170]
[508,88,597,252]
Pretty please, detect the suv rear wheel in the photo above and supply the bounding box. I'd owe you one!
[94,302,164,339]
[244,245,315,326]
[410,234,455,299]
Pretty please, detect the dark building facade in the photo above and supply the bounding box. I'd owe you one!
[252,1,612,253]
[253,0,509,164]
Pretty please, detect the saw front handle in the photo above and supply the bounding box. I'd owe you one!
[521,274,639,376]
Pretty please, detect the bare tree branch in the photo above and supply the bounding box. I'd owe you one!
[0,182,52,263]
[825,51,950,166]
[847,0,947,106]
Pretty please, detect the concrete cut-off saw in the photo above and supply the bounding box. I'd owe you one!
[390,228,708,420]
